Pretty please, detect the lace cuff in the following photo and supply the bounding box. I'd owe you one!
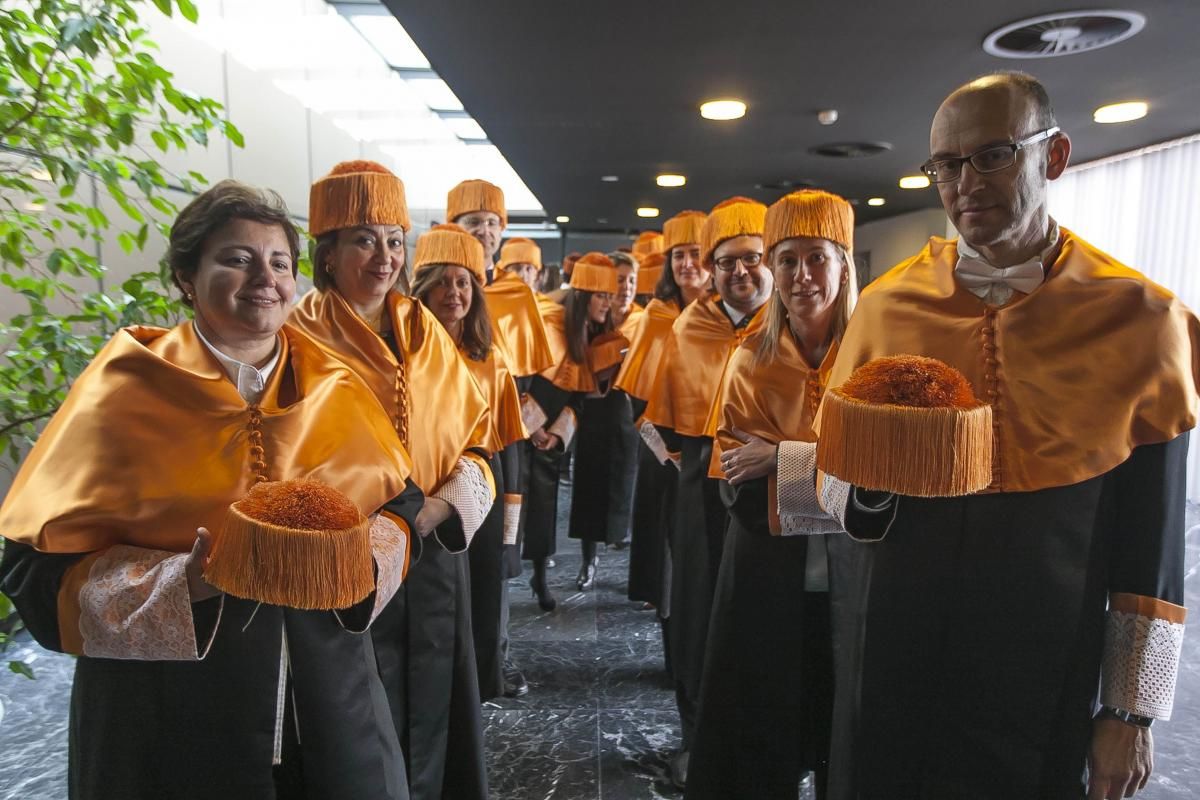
[639,419,680,468]
[503,493,522,546]
[434,456,494,552]
[776,442,841,536]
[547,407,579,449]
[520,393,548,433]
[1101,592,1187,720]
[369,514,410,623]
[77,546,222,661]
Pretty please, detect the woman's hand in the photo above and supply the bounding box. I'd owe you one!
[185,528,222,603]
[720,429,778,486]
[530,428,562,451]
[414,497,454,537]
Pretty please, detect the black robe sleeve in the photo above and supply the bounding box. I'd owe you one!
[0,541,81,652]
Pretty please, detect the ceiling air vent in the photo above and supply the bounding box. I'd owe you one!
[983,10,1145,59]
[809,142,892,159]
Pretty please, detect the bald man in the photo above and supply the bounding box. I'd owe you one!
[813,72,1197,799]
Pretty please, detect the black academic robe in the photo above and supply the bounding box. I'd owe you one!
[687,477,833,800]
[828,434,1188,800]
[520,374,578,562]
[665,434,729,748]
[467,451,511,701]
[626,399,674,609]
[0,486,425,800]
[568,389,639,545]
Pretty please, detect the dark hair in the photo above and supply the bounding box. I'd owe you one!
[410,263,493,361]
[654,244,712,305]
[563,287,612,364]
[168,180,300,307]
[540,263,563,293]
[310,228,410,294]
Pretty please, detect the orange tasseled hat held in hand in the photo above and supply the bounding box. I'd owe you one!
[413,223,487,285]
[309,160,411,237]
[446,179,507,227]
[817,355,994,497]
[205,479,375,610]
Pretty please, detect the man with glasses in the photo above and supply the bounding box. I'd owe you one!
[643,197,773,789]
[815,72,1197,799]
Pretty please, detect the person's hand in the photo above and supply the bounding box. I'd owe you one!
[720,429,778,485]
[530,429,561,451]
[1087,715,1153,799]
[414,497,453,538]
[186,528,221,603]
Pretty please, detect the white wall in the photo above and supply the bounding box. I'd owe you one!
[854,208,951,283]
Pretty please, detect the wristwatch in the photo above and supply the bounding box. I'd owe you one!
[1101,706,1154,728]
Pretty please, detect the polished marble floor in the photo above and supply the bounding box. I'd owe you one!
[1,506,1198,799]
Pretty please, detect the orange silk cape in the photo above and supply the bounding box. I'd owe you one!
[542,328,630,394]
[618,303,644,341]
[614,298,680,402]
[0,322,412,555]
[464,345,528,452]
[483,272,553,378]
[536,295,568,369]
[290,288,491,495]
[644,294,766,437]
[710,335,838,479]
[820,229,1200,492]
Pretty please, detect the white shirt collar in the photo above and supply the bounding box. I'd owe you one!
[954,220,1061,306]
[193,321,281,404]
[722,301,747,327]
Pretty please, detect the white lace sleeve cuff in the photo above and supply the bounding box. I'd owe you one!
[434,456,494,552]
[547,407,579,449]
[776,441,841,536]
[1101,592,1187,720]
[369,514,409,623]
[503,493,522,546]
[77,546,222,661]
[520,392,548,433]
[639,419,679,468]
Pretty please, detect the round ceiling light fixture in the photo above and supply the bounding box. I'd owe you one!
[982,10,1145,58]
[637,207,660,218]
[867,197,886,207]
[555,215,570,223]
[1093,101,1148,123]
[656,174,687,187]
[700,99,747,120]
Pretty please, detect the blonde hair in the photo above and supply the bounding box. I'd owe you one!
[754,242,858,366]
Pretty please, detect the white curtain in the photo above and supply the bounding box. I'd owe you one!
[1048,134,1200,500]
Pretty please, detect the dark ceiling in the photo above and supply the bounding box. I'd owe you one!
[382,0,1200,231]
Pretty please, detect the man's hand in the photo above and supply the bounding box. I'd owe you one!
[530,428,561,451]
[1087,715,1153,799]
[414,497,453,538]
[186,528,221,603]
[720,428,777,485]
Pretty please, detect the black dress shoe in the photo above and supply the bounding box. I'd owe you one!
[502,659,528,698]
[575,556,599,591]
[669,750,689,789]
[530,562,558,611]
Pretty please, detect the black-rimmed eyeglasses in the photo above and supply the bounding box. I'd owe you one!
[920,127,1061,183]
[713,252,763,272]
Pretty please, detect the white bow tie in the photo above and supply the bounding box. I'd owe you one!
[954,257,1045,298]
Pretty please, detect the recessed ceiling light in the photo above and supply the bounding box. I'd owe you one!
[899,175,930,189]
[597,218,609,224]
[601,175,619,182]
[867,197,886,207]
[656,174,686,188]
[555,215,570,223]
[1093,101,1148,123]
[700,99,746,120]
[637,207,660,218]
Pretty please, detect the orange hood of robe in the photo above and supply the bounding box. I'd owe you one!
[464,345,528,452]
[709,334,837,479]
[290,288,491,494]
[483,271,553,378]
[643,294,766,437]
[614,298,680,403]
[0,322,412,554]
[819,229,1200,492]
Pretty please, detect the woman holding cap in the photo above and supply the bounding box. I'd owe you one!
[0,180,421,799]
[687,190,858,800]
[291,161,493,800]
[522,253,632,591]
[410,223,530,699]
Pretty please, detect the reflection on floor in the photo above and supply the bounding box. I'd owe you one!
[1,508,1198,799]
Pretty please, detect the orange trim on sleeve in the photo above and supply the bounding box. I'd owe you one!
[767,472,781,536]
[1109,592,1188,624]
[56,552,104,656]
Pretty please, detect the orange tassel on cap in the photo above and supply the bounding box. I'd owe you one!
[662,210,706,252]
[499,237,542,271]
[701,196,767,262]
[413,223,486,285]
[764,189,854,256]
[633,230,663,256]
[446,179,507,226]
[570,252,619,293]
[816,355,994,497]
[636,251,665,295]
[309,160,410,237]
[205,479,374,610]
